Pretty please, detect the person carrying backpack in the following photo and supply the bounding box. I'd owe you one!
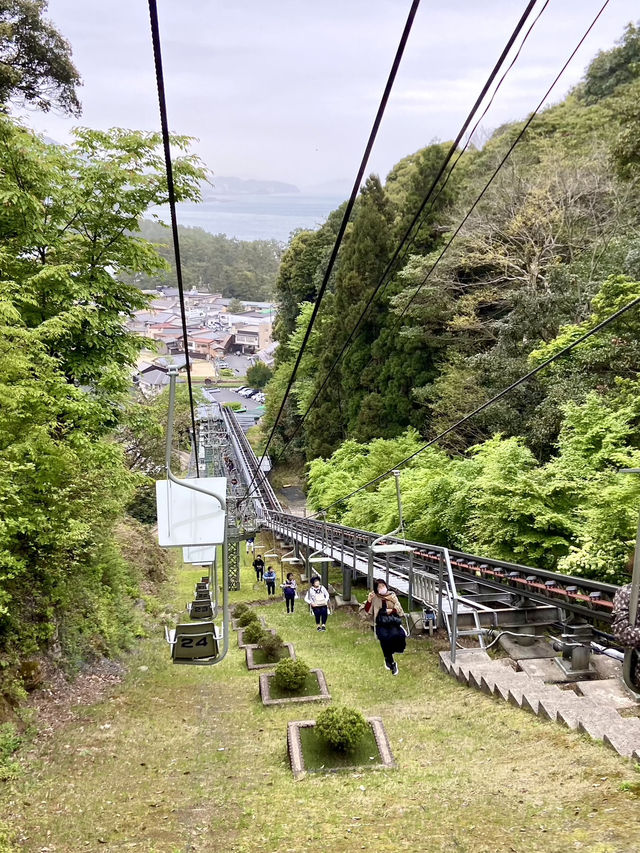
[252,554,265,582]
[304,576,330,631]
[361,578,406,676]
[282,572,297,613]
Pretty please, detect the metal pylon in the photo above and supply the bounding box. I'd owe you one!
[228,539,240,591]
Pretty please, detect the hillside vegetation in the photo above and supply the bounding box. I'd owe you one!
[129,218,282,300]
[266,23,640,584]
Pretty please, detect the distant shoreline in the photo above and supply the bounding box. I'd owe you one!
[150,192,344,243]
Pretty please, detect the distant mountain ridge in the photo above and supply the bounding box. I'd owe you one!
[204,176,300,197]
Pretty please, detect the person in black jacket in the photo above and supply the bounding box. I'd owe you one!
[360,578,406,676]
[252,554,265,582]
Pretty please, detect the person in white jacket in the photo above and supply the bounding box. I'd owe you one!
[304,576,330,631]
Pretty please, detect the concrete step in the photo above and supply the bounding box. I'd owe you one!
[512,683,564,714]
[577,709,627,741]
[439,647,640,757]
[491,672,537,702]
[538,692,585,729]
[602,717,640,757]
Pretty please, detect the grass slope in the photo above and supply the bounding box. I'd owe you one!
[2,540,640,852]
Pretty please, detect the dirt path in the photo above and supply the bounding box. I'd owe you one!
[3,547,640,852]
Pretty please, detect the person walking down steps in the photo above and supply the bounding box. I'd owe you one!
[253,554,265,582]
[361,579,406,676]
[305,576,330,631]
[282,572,297,613]
[264,566,277,597]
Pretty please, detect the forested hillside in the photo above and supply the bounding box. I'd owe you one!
[266,23,640,584]
[129,218,282,300]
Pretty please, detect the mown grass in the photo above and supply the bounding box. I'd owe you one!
[3,539,640,852]
[299,724,380,772]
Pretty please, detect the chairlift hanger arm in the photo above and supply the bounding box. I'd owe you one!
[165,368,226,510]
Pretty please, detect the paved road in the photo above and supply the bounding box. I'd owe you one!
[204,386,262,411]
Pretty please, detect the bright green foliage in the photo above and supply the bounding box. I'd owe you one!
[0,117,203,409]
[0,114,206,694]
[0,0,81,115]
[242,622,266,645]
[315,705,368,752]
[273,657,309,692]
[246,362,273,389]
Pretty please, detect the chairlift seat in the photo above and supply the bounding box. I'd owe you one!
[263,552,279,559]
[195,582,209,591]
[308,554,330,563]
[166,621,222,664]
[370,543,414,554]
[195,590,212,601]
[281,556,302,564]
[188,600,214,620]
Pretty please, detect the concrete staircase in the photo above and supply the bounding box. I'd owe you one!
[439,649,640,760]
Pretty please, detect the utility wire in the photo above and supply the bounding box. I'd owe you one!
[262,0,612,515]
[239,0,543,507]
[148,0,200,476]
[264,0,548,468]
[304,0,615,517]
[392,0,612,329]
[243,0,422,501]
[312,293,639,517]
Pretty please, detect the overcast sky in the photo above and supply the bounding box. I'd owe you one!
[24,1,640,192]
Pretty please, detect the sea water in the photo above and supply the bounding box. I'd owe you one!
[154,193,344,244]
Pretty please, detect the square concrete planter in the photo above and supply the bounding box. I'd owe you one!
[245,642,296,670]
[237,625,275,649]
[259,668,330,706]
[287,716,395,780]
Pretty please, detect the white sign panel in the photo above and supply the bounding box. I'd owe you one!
[156,477,226,546]
[183,546,217,564]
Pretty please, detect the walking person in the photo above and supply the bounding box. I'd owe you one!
[282,572,297,613]
[252,554,265,582]
[304,576,330,631]
[361,579,406,676]
[264,565,277,597]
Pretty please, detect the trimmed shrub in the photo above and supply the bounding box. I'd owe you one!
[237,609,259,627]
[315,706,368,752]
[259,632,284,662]
[232,602,249,618]
[242,621,266,645]
[273,658,310,692]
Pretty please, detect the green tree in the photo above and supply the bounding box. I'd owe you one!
[0,116,206,687]
[246,361,273,389]
[580,21,640,104]
[228,297,245,313]
[0,116,204,410]
[0,0,81,114]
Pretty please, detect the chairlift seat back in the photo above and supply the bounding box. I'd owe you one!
[195,590,211,600]
[196,582,209,591]
[172,621,220,661]
[189,600,213,620]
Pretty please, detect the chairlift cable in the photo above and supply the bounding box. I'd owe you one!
[267,0,613,510]
[312,290,639,517]
[148,0,200,476]
[243,0,423,501]
[260,0,547,472]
